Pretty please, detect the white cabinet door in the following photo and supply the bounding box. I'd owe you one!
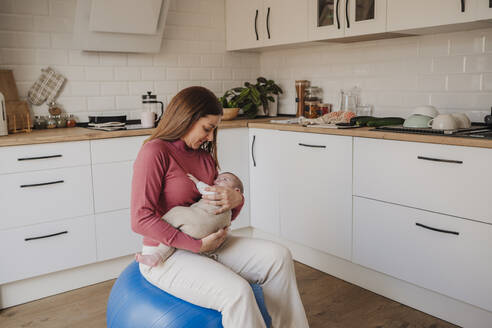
[92,161,133,213]
[475,0,492,20]
[353,196,492,312]
[309,0,386,40]
[345,0,387,37]
[249,128,280,235]
[226,0,265,50]
[278,131,352,260]
[387,0,476,32]
[263,0,308,46]
[95,209,142,261]
[217,128,250,230]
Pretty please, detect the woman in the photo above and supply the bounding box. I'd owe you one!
[131,86,309,328]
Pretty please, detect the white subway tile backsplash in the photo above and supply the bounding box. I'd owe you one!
[85,66,114,81]
[167,67,190,80]
[1,48,35,64]
[33,15,73,33]
[465,54,492,72]
[418,75,446,91]
[155,81,178,94]
[54,65,85,80]
[432,56,464,73]
[128,54,153,66]
[0,14,33,31]
[449,33,484,55]
[178,80,199,90]
[68,50,99,65]
[57,96,87,112]
[88,96,115,111]
[232,68,251,80]
[201,54,222,67]
[129,81,154,96]
[11,65,43,81]
[116,95,140,110]
[419,36,449,57]
[36,49,68,65]
[201,80,222,93]
[0,0,14,13]
[447,74,481,91]
[212,67,232,80]
[100,82,127,96]
[115,67,140,81]
[167,12,211,28]
[13,0,49,15]
[50,33,73,49]
[482,73,492,91]
[191,68,211,80]
[17,32,51,48]
[0,31,17,48]
[100,53,127,66]
[70,81,100,96]
[153,53,179,66]
[179,54,201,67]
[141,67,166,81]
[49,0,76,17]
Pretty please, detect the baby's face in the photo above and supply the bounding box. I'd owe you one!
[214,173,240,190]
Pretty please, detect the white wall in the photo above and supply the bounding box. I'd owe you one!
[0,0,260,121]
[262,29,492,121]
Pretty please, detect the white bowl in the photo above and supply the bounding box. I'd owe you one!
[412,105,439,118]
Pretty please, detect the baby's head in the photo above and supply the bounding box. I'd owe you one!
[214,172,243,194]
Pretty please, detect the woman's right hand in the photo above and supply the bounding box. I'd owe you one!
[200,228,228,253]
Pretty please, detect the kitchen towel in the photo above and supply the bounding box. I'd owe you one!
[27,67,65,106]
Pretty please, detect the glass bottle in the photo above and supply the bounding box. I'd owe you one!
[55,114,67,128]
[46,115,57,129]
[66,114,76,128]
[33,115,47,129]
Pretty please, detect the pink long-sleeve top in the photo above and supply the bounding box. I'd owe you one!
[131,138,243,253]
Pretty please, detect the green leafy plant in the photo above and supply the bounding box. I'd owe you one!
[218,77,283,118]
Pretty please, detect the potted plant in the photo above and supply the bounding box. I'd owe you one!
[218,77,283,119]
[255,77,283,116]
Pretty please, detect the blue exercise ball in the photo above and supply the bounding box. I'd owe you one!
[107,261,271,328]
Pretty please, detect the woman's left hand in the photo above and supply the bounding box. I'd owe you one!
[202,186,243,214]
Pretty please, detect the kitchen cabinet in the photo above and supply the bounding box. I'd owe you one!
[387,0,476,32]
[309,0,387,41]
[248,128,280,235]
[277,131,352,260]
[475,0,492,20]
[225,0,308,50]
[353,196,492,312]
[217,128,251,230]
[354,137,492,225]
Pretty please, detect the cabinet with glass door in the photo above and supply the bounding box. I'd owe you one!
[309,0,387,41]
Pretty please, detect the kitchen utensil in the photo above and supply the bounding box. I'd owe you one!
[142,91,163,124]
[0,92,8,136]
[295,80,310,117]
[5,100,31,133]
[428,114,458,130]
[339,89,358,112]
[403,114,433,128]
[484,107,492,127]
[0,70,19,101]
[412,105,439,118]
[451,113,471,129]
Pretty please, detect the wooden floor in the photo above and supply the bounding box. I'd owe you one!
[0,261,458,328]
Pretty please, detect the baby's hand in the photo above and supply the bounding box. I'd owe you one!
[187,173,199,184]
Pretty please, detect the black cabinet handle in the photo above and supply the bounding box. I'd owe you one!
[416,223,459,236]
[20,180,64,188]
[336,0,341,29]
[461,0,465,12]
[346,0,350,28]
[298,143,326,148]
[25,230,68,241]
[266,7,271,39]
[254,9,259,40]
[18,154,62,161]
[417,156,463,164]
[251,135,256,167]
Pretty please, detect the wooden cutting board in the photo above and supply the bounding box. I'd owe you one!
[0,70,19,101]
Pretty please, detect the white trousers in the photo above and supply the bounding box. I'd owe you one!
[139,235,309,328]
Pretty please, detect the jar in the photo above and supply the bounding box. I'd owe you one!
[356,104,373,116]
[304,101,320,118]
[33,115,47,129]
[55,114,66,128]
[319,103,332,116]
[66,114,76,127]
[304,86,323,102]
[46,115,57,129]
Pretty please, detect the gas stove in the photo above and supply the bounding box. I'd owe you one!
[373,124,492,140]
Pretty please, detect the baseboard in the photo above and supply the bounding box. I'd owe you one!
[250,228,492,328]
[0,255,134,309]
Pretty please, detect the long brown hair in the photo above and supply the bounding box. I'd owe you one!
[145,86,223,167]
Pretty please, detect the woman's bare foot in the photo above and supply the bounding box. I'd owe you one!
[135,253,162,267]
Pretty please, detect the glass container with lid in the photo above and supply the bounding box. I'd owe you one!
[305,86,323,102]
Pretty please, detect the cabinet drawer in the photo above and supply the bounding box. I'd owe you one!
[278,131,352,260]
[354,138,492,224]
[0,141,90,175]
[0,215,96,284]
[95,209,142,261]
[353,196,492,311]
[92,161,133,213]
[90,136,147,164]
[0,166,93,230]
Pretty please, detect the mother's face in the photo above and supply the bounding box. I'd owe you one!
[181,115,221,150]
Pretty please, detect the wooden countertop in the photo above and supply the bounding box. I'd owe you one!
[248,122,492,149]
[0,117,279,147]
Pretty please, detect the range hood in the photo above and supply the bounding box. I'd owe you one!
[73,0,170,53]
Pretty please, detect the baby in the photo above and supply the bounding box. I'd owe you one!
[136,171,244,267]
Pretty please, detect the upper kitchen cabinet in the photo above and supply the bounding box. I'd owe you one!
[387,0,476,33]
[309,0,387,41]
[226,0,308,51]
[475,0,492,20]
